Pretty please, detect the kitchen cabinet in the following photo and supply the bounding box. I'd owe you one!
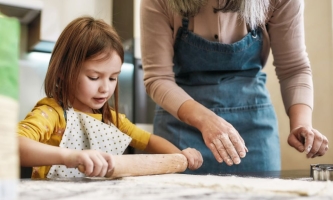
[39,0,111,42]
[0,0,42,24]
[0,0,42,54]
[30,0,112,52]
[0,0,112,52]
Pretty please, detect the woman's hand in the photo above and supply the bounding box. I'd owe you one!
[288,126,329,158]
[178,100,248,166]
[62,149,114,177]
[199,114,248,166]
[288,104,329,158]
[181,147,203,170]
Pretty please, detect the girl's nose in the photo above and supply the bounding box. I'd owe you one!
[99,80,109,93]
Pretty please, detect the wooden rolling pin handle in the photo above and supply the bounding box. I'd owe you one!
[77,153,188,178]
[106,153,188,178]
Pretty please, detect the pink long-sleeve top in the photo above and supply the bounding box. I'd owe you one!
[140,0,313,118]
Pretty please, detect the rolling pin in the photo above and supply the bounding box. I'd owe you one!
[78,153,188,179]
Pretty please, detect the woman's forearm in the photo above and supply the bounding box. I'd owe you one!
[288,104,312,131]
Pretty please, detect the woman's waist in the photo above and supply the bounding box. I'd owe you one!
[179,75,271,108]
[175,69,261,85]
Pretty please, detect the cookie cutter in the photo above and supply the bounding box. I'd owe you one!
[310,164,333,181]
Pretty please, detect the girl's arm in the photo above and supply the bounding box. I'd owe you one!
[144,134,203,170]
[19,136,114,177]
[19,136,65,166]
[143,134,181,154]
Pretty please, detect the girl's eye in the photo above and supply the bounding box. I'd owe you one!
[88,77,98,80]
[109,77,117,81]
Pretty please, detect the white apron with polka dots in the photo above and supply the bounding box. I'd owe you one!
[47,108,132,178]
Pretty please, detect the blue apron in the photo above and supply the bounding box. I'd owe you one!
[154,18,281,174]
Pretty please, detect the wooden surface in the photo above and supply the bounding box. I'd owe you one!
[78,154,188,178]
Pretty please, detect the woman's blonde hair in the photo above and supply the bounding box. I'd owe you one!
[44,16,124,126]
[168,0,270,29]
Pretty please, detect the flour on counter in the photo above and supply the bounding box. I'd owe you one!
[19,174,333,200]
[122,174,333,197]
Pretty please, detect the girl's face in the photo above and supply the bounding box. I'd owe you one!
[72,51,122,113]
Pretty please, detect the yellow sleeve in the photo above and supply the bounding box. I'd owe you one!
[17,100,66,146]
[17,98,66,179]
[112,111,151,150]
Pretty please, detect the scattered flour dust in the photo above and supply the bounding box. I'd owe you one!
[122,174,333,197]
[19,174,333,199]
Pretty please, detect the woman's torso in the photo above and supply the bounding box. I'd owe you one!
[140,0,312,117]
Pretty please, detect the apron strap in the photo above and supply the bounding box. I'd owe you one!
[59,102,67,122]
[182,17,189,30]
[251,29,257,38]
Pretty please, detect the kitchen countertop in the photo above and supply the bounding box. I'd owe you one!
[221,169,311,179]
[18,170,333,200]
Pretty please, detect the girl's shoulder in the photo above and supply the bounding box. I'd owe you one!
[110,109,127,121]
[109,109,135,127]
[18,97,66,140]
[35,97,64,115]
[32,97,66,125]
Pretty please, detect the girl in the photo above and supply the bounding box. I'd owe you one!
[17,16,203,179]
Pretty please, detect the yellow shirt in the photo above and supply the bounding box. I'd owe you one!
[17,97,151,178]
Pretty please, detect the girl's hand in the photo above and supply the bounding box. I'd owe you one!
[62,149,114,177]
[288,126,329,158]
[181,147,203,170]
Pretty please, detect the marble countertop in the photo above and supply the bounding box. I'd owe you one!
[18,171,333,200]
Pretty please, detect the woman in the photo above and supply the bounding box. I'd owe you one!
[140,0,329,174]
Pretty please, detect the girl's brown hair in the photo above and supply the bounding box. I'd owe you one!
[44,16,124,126]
